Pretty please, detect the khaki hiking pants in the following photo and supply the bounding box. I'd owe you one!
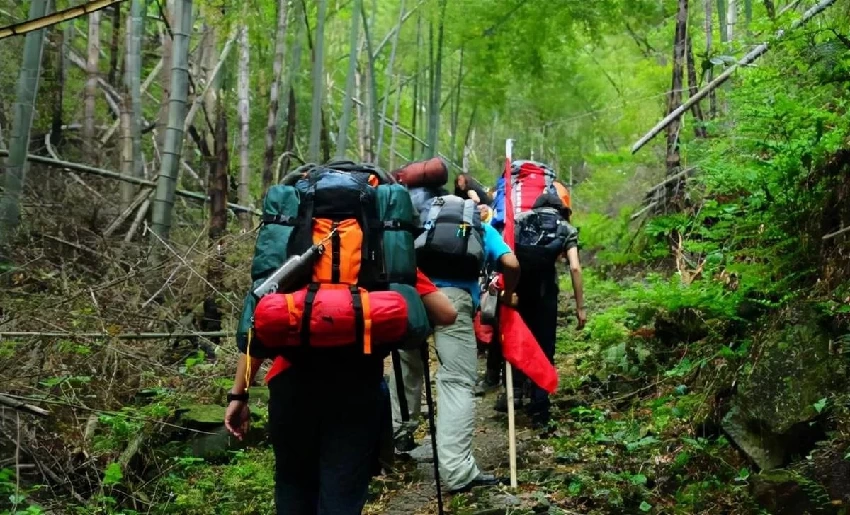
[433,287,481,490]
[390,287,482,491]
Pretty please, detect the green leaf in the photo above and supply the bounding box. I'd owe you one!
[813,397,828,414]
[103,462,123,487]
[639,501,652,512]
[629,473,648,485]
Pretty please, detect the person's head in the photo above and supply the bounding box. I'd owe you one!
[455,174,468,190]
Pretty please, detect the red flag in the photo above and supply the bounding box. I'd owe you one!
[497,151,559,394]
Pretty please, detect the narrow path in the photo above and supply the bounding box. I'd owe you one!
[368,340,579,515]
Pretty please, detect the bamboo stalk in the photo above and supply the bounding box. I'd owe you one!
[0,394,50,417]
[0,331,234,339]
[0,0,124,40]
[0,150,260,214]
[631,0,838,154]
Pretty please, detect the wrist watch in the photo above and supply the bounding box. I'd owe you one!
[226,391,249,403]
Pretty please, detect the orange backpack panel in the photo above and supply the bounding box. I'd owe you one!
[311,218,364,285]
[554,181,571,210]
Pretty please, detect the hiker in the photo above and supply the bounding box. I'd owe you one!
[225,162,457,515]
[494,160,586,429]
[454,173,493,206]
[415,193,520,493]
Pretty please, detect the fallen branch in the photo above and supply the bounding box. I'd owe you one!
[0,0,125,40]
[0,394,50,417]
[645,166,697,195]
[0,150,260,215]
[39,233,133,268]
[184,29,238,133]
[0,331,234,339]
[103,188,153,237]
[631,0,839,154]
[125,197,150,242]
[630,201,658,221]
[823,225,850,241]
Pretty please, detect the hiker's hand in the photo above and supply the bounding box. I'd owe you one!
[576,309,587,330]
[224,401,250,440]
[500,290,519,308]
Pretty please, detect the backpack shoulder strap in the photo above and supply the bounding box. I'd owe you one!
[424,197,445,229]
[461,199,476,227]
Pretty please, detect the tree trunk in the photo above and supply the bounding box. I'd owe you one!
[764,0,776,18]
[0,0,51,241]
[83,10,102,163]
[107,5,122,86]
[705,0,717,118]
[449,46,463,162]
[262,0,290,193]
[426,0,446,159]
[150,0,193,244]
[236,23,252,230]
[375,0,405,164]
[156,0,175,152]
[727,0,737,41]
[359,2,378,162]
[665,0,689,177]
[335,0,362,160]
[686,36,707,138]
[119,0,144,210]
[308,0,327,163]
[51,23,70,149]
[411,12,421,158]
[203,91,229,346]
[200,24,219,154]
[388,74,403,170]
[278,0,303,138]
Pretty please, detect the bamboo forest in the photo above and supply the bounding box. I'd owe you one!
[1,0,849,513]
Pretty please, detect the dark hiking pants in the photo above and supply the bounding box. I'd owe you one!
[268,360,383,515]
[514,273,559,418]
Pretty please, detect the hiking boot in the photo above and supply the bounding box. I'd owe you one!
[394,431,416,453]
[448,472,504,493]
[493,390,522,413]
[474,376,500,397]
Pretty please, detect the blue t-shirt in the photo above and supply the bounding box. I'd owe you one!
[432,223,512,310]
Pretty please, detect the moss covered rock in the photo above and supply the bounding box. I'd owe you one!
[722,308,844,470]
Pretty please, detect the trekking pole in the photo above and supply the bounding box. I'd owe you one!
[419,340,445,515]
[504,138,519,489]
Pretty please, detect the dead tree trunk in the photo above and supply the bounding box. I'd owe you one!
[686,36,707,138]
[665,0,689,177]
[83,10,102,162]
[203,94,229,347]
[236,23,252,230]
[262,0,289,194]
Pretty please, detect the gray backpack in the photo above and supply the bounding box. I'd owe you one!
[414,195,485,281]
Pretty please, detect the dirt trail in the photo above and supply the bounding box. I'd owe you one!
[369,350,575,515]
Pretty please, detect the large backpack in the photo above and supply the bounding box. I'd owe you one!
[508,161,576,275]
[236,161,425,358]
[414,195,485,281]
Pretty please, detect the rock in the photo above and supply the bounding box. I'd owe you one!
[750,469,820,515]
[722,308,842,469]
[177,403,225,430]
[491,493,521,507]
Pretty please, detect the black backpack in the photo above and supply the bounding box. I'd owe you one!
[514,193,577,275]
[414,195,485,281]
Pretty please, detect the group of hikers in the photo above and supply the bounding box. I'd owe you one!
[223,155,586,515]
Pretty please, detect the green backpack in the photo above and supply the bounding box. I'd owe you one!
[236,161,427,357]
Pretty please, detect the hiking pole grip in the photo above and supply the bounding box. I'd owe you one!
[420,341,445,515]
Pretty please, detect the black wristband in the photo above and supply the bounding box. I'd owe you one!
[226,391,249,403]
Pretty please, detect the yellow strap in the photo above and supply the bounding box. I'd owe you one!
[244,328,253,392]
[285,293,297,330]
[361,290,373,355]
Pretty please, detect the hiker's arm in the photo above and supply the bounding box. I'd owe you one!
[232,353,264,394]
[498,252,520,302]
[566,247,587,329]
[422,291,457,326]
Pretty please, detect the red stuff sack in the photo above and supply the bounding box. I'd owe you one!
[392,157,449,188]
[474,311,494,346]
[253,286,409,352]
[511,160,558,213]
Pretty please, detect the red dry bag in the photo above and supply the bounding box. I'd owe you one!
[253,286,409,353]
[392,157,449,188]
